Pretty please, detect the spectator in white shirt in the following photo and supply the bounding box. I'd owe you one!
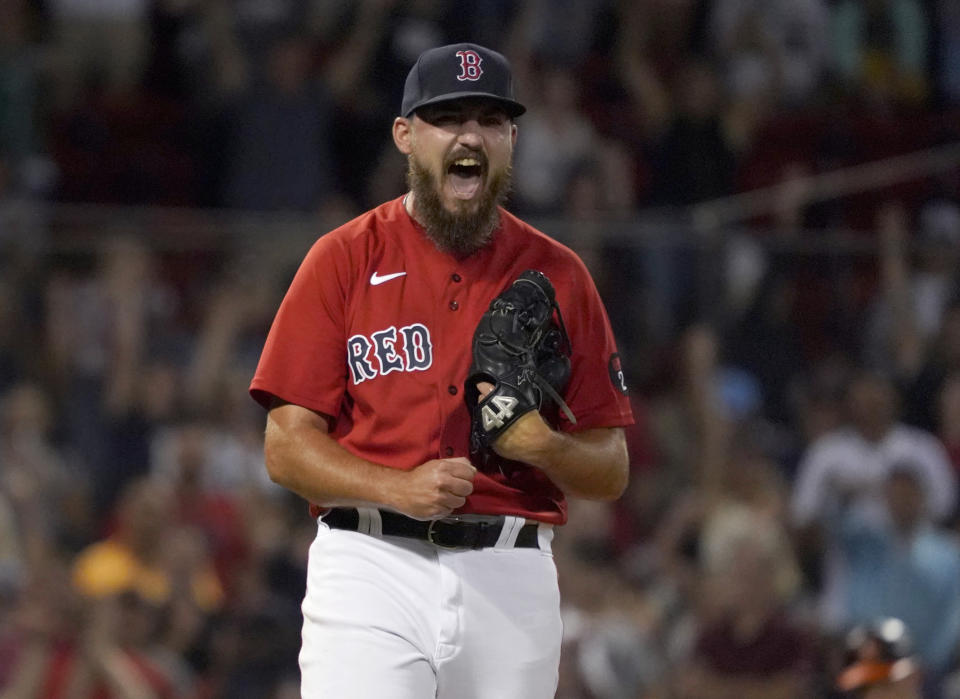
[790,370,956,628]
[710,0,830,105]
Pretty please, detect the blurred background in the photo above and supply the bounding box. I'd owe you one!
[2,0,960,697]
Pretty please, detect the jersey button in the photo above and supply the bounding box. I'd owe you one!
[444,446,454,457]
[452,273,462,283]
[448,385,458,395]
[449,300,459,311]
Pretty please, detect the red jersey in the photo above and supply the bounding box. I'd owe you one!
[250,197,633,523]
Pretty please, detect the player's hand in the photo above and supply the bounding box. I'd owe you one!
[392,457,476,520]
[476,381,552,464]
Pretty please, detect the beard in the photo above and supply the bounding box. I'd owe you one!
[407,152,512,256]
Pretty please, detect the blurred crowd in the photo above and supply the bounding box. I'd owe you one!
[4,0,960,697]
[2,0,960,214]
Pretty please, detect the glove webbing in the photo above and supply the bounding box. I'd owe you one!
[531,287,575,424]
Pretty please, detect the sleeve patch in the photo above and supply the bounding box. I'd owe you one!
[608,353,628,395]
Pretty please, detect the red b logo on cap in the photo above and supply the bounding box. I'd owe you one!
[455,50,483,81]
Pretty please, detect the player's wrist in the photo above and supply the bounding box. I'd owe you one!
[492,411,558,465]
[373,466,410,514]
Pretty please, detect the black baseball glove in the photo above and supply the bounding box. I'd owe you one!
[464,270,576,466]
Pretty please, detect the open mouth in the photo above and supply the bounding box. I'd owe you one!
[446,156,484,200]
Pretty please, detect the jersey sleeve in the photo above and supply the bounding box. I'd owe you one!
[555,255,633,431]
[249,234,350,418]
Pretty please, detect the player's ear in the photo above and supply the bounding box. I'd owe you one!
[511,122,517,147]
[393,117,413,154]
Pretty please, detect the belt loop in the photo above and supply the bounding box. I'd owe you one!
[356,507,382,537]
[494,515,525,549]
[536,523,554,552]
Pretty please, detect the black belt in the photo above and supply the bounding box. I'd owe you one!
[322,508,541,550]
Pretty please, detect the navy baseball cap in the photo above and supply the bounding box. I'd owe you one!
[401,43,526,118]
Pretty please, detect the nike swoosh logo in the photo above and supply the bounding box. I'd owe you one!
[370,271,407,286]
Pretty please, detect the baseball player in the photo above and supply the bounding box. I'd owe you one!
[249,43,633,699]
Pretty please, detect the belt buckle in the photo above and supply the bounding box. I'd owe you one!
[426,517,471,549]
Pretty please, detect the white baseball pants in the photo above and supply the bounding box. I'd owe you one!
[299,514,562,698]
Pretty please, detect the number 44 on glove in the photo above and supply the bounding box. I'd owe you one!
[464,270,576,467]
